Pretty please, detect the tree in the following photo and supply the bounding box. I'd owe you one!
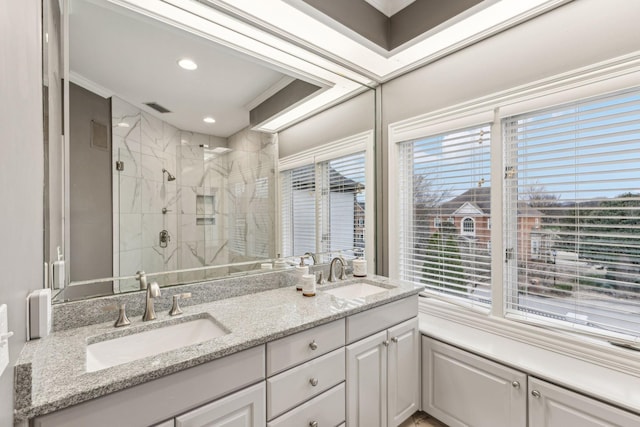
[421,221,466,293]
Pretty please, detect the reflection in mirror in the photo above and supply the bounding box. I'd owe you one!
[44,0,373,302]
[61,0,281,297]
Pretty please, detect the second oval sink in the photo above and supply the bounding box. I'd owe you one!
[86,315,228,372]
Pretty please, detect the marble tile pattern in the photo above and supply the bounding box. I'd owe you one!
[15,274,421,421]
[112,98,277,289]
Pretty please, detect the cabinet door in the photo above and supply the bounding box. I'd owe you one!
[175,382,265,427]
[346,330,388,427]
[387,318,420,427]
[529,377,640,427]
[422,337,527,427]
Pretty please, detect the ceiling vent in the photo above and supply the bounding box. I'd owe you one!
[144,102,171,113]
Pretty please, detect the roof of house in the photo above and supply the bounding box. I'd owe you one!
[437,186,543,217]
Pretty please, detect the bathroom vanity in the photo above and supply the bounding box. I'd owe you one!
[14,274,421,426]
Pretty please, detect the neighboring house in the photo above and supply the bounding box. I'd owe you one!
[429,186,547,261]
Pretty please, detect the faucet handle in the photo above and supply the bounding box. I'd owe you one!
[104,303,131,327]
[316,271,326,285]
[114,303,131,327]
[169,293,191,316]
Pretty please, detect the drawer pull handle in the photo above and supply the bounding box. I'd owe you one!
[383,340,390,347]
[309,340,318,350]
[310,422,318,427]
[512,381,520,389]
[309,378,319,386]
[391,337,399,343]
[531,390,541,398]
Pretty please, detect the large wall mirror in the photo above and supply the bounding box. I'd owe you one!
[43,0,375,302]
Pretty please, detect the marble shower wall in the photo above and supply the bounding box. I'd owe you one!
[226,128,277,268]
[112,97,277,290]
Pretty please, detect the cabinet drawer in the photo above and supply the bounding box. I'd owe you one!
[267,347,345,419]
[267,318,345,375]
[267,383,345,427]
[347,296,417,344]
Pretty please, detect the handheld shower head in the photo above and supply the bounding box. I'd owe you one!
[162,168,176,182]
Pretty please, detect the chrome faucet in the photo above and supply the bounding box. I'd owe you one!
[329,257,348,282]
[138,270,161,321]
[304,252,317,264]
[143,281,161,321]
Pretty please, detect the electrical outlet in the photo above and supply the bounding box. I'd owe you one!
[0,304,11,377]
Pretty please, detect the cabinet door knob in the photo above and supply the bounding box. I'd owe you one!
[309,378,319,386]
[512,381,520,389]
[531,390,541,398]
[309,422,318,427]
[391,336,399,343]
[382,340,390,347]
[309,340,318,350]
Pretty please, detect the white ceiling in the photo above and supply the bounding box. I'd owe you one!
[69,0,570,138]
[70,0,296,137]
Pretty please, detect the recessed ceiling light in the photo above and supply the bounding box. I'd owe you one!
[203,117,216,124]
[177,58,198,71]
[116,122,130,128]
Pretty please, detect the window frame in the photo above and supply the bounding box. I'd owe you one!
[278,131,375,271]
[388,52,640,373]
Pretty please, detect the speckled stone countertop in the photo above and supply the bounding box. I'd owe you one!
[14,275,420,422]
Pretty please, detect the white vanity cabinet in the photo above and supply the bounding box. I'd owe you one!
[422,336,640,427]
[422,337,527,427]
[266,319,347,427]
[346,298,420,427]
[528,377,640,427]
[175,382,265,427]
[32,346,266,427]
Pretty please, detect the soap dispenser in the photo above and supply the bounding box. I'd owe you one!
[295,256,309,291]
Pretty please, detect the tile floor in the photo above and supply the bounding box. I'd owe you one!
[399,411,448,427]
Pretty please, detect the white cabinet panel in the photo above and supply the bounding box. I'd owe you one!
[267,347,345,420]
[266,319,345,376]
[388,318,420,427]
[175,382,265,427]
[267,383,345,427]
[346,330,388,427]
[347,297,417,344]
[528,377,640,427]
[422,337,527,427]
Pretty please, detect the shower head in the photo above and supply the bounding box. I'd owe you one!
[162,168,176,182]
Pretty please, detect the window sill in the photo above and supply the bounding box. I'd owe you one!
[419,297,640,414]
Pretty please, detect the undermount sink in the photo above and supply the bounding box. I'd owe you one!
[86,315,228,372]
[323,282,388,299]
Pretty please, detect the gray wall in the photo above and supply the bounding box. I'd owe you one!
[0,0,44,425]
[377,0,640,276]
[69,83,113,281]
[277,89,375,158]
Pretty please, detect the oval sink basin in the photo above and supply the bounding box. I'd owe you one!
[323,282,387,299]
[86,316,228,372]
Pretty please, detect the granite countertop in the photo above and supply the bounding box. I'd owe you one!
[14,275,420,421]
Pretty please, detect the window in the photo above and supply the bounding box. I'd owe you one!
[398,124,491,302]
[504,88,640,340]
[462,217,475,235]
[279,131,374,265]
[390,57,640,357]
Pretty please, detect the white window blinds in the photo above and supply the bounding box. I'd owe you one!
[504,88,640,341]
[398,124,491,304]
[280,164,316,257]
[280,152,366,261]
